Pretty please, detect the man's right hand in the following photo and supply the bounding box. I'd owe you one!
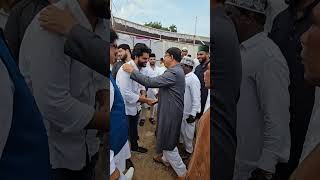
[146,99,158,106]
[39,5,78,36]
[110,168,120,180]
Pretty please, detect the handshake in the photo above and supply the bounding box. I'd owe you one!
[139,94,158,106]
[146,98,158,106]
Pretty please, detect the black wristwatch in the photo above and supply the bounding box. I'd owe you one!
[186,115,196,123]
[249,168,274,180]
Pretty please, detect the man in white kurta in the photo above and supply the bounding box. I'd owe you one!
[234,31,291,180]
[19,0,108,178]
[225,1,291,179]
[116,44,155,153]
[180,57,201,156]
[139,53,161,125]
[235,32,291,179]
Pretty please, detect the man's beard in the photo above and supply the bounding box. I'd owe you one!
[199,58,208,64]
[138,61,147,68]
[89,0,110,19]
[121,53,127,61]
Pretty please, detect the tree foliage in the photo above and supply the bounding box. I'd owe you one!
[144,21,178,32]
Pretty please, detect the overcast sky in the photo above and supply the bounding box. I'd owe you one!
[111,0,210,37]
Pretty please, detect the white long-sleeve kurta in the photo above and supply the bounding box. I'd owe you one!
[183,72,201,119]
[116,60,146,116]
[234,32,291,180]
[180,72,201,153]
[19,0,108,170]
[301,87,320,162]
[144,65,161,100]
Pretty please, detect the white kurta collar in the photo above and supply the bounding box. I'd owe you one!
[185,72,193,77]
[128,60,139,71]
[240,32,268,50]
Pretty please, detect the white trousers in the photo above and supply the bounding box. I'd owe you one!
[162,147,187,177]
[114,141,131,172]
[180,118,196,153]
[139,104,157,120]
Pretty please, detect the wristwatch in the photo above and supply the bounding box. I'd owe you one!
[250,168,274,180]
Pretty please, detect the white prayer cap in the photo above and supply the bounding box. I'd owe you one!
[181,56,195,67]
[225,0,267,14]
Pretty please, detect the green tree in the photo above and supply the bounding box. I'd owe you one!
[144,21,163,30]
[144,21,178,33]
[169,24,177,32]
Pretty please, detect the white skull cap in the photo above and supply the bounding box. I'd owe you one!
[225,0,267,14]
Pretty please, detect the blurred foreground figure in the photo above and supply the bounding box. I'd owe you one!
[19,0,110,179]
[4,0,53,63]
[212,0,242,179]
[269,0,320,178]
[0,28,51,180]
[289,3,320,180]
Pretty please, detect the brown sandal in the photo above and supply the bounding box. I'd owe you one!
[139,119,145,126]
[149,118,156,125]
[153,154,170,167]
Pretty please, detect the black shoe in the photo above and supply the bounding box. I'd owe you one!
[139,119,145,126]
[126,159,134,169]
[181,151,191,160]
[132,146,148,153]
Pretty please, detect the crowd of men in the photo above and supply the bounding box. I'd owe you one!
[110,41,211,179]
[0,0,211,180]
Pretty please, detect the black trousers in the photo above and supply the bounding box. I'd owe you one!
[127,113,139,150]
[51,153,99,180]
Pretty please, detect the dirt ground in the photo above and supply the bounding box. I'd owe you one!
[93,110,178,180]
[131,112,176,180]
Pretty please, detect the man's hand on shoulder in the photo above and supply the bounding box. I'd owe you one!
[39,5,78,36]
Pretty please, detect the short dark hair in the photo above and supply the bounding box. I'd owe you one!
[150,53,156,58]
[132,43,151,58]
[118,44,131,54]
[110,28,118,44]
[166,47,182,62]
